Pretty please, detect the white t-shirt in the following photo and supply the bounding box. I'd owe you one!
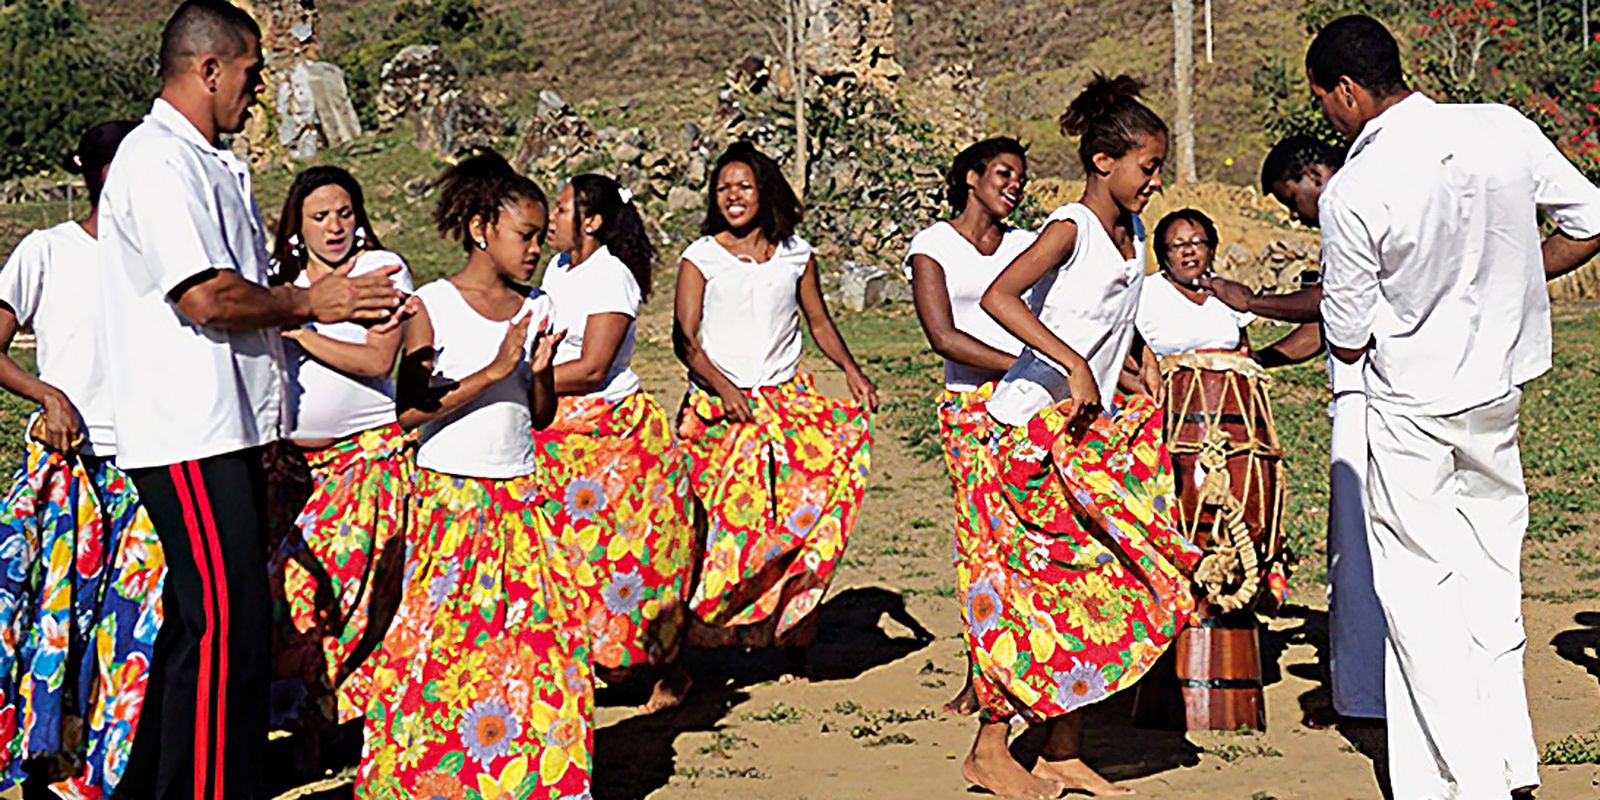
[1320,94,1600,415]
[681,235,812,389]
[903,221,1036,391]
[284,250,414,440]
[988,203,1146,427]
[542,246,642,402]
[1135,273,1255,357]
[413,280,554,479]
[0,222,116,456]
[98,98,285,469]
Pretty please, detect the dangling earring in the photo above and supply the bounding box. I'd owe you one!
[288,234,305,260]
[354,226,368,249]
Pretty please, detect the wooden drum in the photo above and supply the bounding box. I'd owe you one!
[1133,350,1286,732]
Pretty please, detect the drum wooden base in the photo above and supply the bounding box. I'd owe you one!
[1132,610,1265,732]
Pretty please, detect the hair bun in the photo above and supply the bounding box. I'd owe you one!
[1060,73,1148,137]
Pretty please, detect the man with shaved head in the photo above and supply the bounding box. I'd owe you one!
[99,2,403,797]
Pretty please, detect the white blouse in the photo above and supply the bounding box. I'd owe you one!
[284,250,414,440]
[903,221,1036,391]
[987,203,1146,427]
[1135,273,1254,357]
[681,235,813,389]
[413,280,554,479]
[543,246,642,403]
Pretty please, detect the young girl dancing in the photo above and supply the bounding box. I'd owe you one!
[536,174,694,712]
[672,142,876,677]
[357,151,589,798]
[905,137,1035,716]
[965,75,1201,798]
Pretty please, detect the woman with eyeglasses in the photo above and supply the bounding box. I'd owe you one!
[1134,208,1255,357]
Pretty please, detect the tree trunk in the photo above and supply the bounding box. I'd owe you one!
[1204,0,1213,63]
[793,0,809,199]
[1172,0,1199,183]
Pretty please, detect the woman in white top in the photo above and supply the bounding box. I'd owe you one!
[0,121,164,798]
[264,166,414,737]
[536,173,694,713]
[1135,208,1255,358]
[963,75,1202,799]
[358,152,592,798]
[904,136,1034,718]
[673,142,876,676]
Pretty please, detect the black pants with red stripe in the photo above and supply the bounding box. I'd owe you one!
[119,449,270,800]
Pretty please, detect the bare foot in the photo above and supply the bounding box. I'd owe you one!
[779,645,812,684]
[944,679,979,717]
[637,666,693,715]
[962,751,1063,799]
[1031,758,1134,797]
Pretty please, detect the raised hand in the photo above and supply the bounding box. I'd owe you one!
[308,262,406,324]
[486,312,533,382]
[529,325,567,373]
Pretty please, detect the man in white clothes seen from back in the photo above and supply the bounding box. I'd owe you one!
[1308,14,1600,800]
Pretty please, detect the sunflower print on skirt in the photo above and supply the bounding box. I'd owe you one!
[676,372,871,647]
[534,392,693,672]
[268,423,412,726]
[356,470,591,800]
[964,394,1201,722]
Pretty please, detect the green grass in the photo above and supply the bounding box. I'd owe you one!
[1542,732,1600,765]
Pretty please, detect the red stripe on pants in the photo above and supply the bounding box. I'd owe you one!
[170,462,222,800]
[185,460,230,800]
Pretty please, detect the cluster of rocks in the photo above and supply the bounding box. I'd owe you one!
[276,60,363,159]
[377,45,512,157]
[1217,239,1319,294]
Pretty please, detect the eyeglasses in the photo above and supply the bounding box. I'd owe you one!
[1163,238,1213,254]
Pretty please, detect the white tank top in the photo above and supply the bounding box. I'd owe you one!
[284,250,414,440]
[988,203,1146,427]
[680,235,812,389]
[413,279,554,479]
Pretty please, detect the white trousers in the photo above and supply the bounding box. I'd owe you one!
[1366,388,1538,799]
[1328,392,1386,718]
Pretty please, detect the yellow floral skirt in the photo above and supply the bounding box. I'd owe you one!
[677,373,872,647]
[356,470,591,799]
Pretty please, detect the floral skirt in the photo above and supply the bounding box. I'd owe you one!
[965,394,1200,722]
[267,423,412,727]
[535,392,693,672]
[677,372,872,648]
[0,436,165,799]
[356,469,591,799]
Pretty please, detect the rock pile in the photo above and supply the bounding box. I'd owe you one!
[276,61,363,159]
[1216,239,1318,294]
[376,45,510,157]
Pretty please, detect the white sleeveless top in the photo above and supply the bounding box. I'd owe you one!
[903,221,1037,392]
[284,250,414,440]
[1134,273,1254,357]
[543,246,642,402]
[988,203,1147,427]
[681,235,812,389]
[413,280,554,479]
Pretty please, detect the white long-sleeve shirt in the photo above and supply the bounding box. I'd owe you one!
[1319,93,1600,416]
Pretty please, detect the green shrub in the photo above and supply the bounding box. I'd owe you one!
[0,0,158,181]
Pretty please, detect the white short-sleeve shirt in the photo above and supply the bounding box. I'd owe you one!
[1135,273,1255,357]
[681,235,812,389]
[903,221,1036,391]
[542,246,642,402]
[988,203,1147,427]
[0,222,116,456]
[413,280,554,479]
[98,99,286,469]
[1319,94,1600,415]
[284,250,414,440]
